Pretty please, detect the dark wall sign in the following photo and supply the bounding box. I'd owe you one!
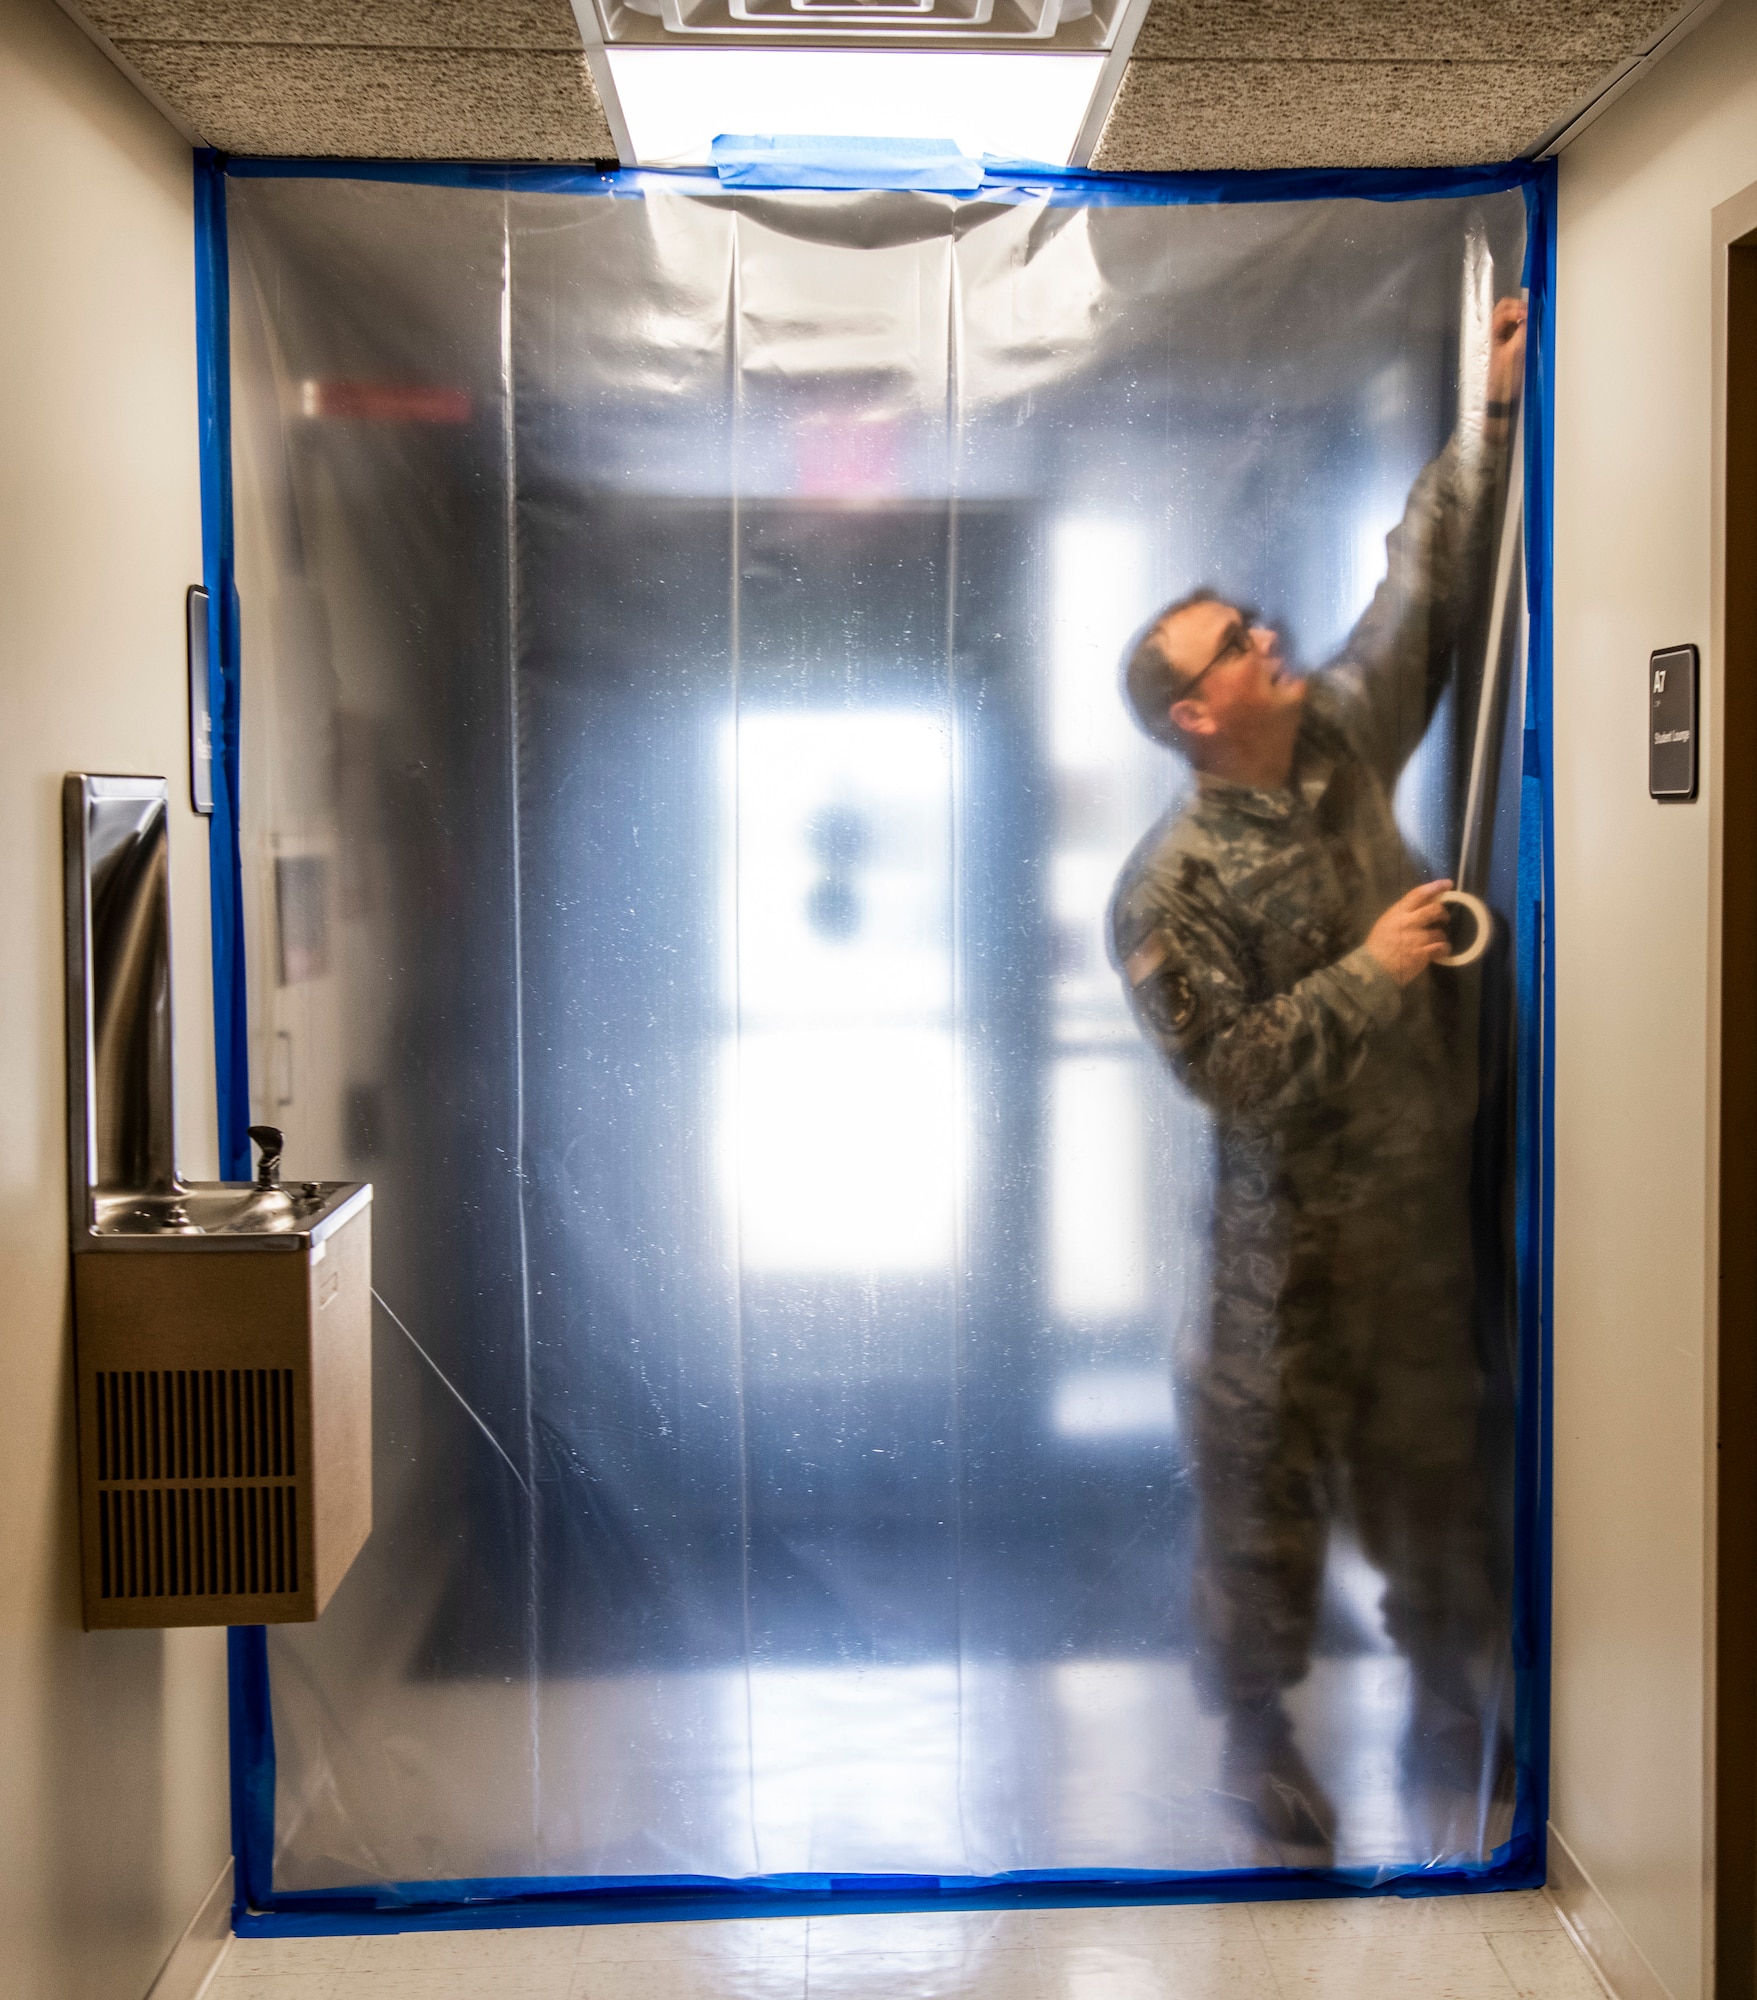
[1650,644,1699,801]
[187,584,213,817]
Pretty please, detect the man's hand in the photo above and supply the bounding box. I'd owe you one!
[1487,295,1527,414]
[1364,879,1454,986]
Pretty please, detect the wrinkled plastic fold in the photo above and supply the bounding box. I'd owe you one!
[225,167,1541,1908]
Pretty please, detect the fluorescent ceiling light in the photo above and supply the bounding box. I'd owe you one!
[607,49,1104,168]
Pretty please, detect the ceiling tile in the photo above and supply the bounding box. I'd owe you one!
[86,0,583,48]
[1091,57,1611,170]
[1131,0,1681,65]
[115,42,616,156]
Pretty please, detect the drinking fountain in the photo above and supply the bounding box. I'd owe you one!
[65,773,373,1627]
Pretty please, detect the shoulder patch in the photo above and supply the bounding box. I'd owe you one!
[1128,934,1200,1039]
[1155,964,1199,1034]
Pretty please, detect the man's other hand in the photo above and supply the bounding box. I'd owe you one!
[1365,880,1454,985]
[1488,296,1527,412]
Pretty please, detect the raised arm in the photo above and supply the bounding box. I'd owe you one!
[1326,297,1527,789]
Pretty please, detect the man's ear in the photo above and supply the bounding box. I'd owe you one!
[1168,696,1214,740]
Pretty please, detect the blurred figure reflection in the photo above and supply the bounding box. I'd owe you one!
[1109,300,1527,1863]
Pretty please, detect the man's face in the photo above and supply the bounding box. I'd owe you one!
[1155,599,1304,745]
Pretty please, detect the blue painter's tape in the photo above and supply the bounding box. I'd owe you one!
[710,134,985,191]
[228,1626,277,1914]
[210,149,1557,1926]
[194,149,250,1186]
[217,152,1549,209]
[1510,156,1558,1882]
[232,1844,1544,1939]
[199,150,280,1924]
[973,156,1550,208]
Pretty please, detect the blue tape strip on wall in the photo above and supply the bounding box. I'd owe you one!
[1511,163,1560,1878]
[201,150,1558,1933]
[196,147,277,1925]
[194,150,250,1188]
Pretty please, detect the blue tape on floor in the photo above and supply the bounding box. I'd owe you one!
[233,1846,1545,1938]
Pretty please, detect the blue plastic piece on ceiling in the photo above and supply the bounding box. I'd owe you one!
[709,133,986,192]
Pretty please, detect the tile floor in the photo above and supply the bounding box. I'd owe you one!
[209,1891,1608,2000]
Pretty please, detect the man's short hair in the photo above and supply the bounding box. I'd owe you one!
[1122,587,1221,746]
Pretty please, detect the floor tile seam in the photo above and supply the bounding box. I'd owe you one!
[1467,1925,1529,1997]
[1244,1903,1567,1946]
[1252,1928,1527,1995]
[1485,1924,1615,1999]
[211,1979,346,1998]
[1254,1937,1303,2000]
[214,1958,353,1979]
[1471,1929,1532,2000]
[802,1940,1050,1963]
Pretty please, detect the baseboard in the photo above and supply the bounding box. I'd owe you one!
[1548,1823,1676,2000]
[143,1859,232,2000]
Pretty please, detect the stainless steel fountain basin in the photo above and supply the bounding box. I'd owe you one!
[88,1179,371,1249]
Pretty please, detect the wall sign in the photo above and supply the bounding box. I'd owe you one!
[187,584,214,816]
[1649,644,1698,801]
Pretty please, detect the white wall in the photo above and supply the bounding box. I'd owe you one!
[1552,4,1757,1996]
[0,0,230,1994]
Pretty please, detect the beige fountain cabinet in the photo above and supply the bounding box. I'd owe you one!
[73,1210,372,1628]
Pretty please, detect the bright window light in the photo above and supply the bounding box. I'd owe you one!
[1050,515,1149,772]
[1051,1368,1174,1440]
[720,708,961,1275]
[1047,1054,1147,1320]
[722,709,952,1025]
[607,49,1105,169]
[726,1028,961,1273]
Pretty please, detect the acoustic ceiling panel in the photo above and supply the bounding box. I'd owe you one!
[77,0,586,46]
[1091,55,1611,170]
[114,43,616,159]
[55,0,1718,167]
[1129,0,1683,64]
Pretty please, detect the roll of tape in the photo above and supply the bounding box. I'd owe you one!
[1436,889,1491,970]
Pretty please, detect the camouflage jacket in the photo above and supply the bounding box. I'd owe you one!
[1111,427,1507,1197]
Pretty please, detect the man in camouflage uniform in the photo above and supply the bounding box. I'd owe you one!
[1110,299,1526,1861]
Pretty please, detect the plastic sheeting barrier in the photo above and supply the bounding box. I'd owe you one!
[215,158,1552,1920]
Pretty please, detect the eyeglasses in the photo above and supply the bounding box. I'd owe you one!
[1177,606,1261,701]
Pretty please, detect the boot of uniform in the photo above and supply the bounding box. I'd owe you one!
[1219,1697,1339,1865]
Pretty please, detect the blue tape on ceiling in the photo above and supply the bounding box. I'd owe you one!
[710,134,986,191]
[213,150,1556,1929]
[217,152,1549,209]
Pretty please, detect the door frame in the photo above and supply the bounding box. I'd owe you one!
[1710,178,1757,2000]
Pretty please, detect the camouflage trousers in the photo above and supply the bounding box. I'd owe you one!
[1189,1147,1496,1714]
